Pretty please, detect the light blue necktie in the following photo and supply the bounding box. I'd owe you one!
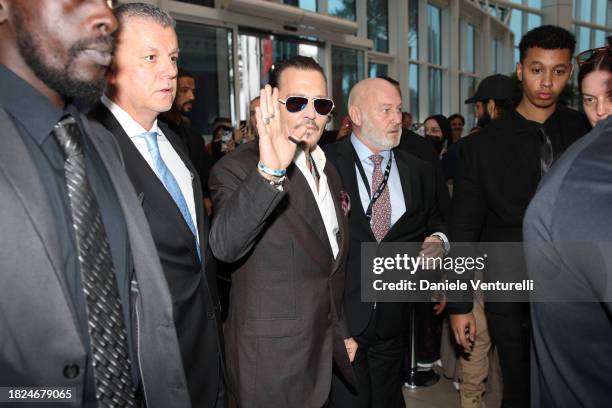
[141,131,201,260]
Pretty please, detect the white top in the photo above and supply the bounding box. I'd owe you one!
[101,95,200,244]
[294,146,340,259]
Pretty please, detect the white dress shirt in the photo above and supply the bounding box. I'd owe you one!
[351,134,406,226]
[350,134,449,251]
[294,146,340,259]
[101,95,200,244]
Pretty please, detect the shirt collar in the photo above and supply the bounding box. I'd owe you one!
[512,104,561,130]
[101,94,160,138]
[0,64,64,145]
[294,144,327,171]
[350,133,391,163]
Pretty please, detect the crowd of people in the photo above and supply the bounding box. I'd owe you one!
[1,1,611,408]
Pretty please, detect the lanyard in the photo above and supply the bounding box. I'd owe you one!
[351,146,393,220]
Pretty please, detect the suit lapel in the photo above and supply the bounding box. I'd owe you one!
[90,103,199,260]
[287,164,333,250]
[281,163,337,271]
[384,149,418,241]
[0,108,80,327]
[336,140,421,242]
[159,122,209,263]
[335,138,376,240]
[324,161,348,276]
[335,138,365,213]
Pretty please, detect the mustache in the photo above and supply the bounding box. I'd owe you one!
[67,35,116,59]
[300,119,320,131]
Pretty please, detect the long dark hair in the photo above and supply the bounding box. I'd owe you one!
[424,114,453,149]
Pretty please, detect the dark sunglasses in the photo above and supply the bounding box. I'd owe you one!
[278,96,335,116]
[575,46,611,66]
[576,36,612,66]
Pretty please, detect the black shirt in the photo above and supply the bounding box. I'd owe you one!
[513,106,591,161]
[397,128,439,163]
[397,128,451,219]
[0,64,136,406]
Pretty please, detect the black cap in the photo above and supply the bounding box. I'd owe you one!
[464,74,514,104]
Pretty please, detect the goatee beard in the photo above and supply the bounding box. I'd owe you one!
[14,9,114,104]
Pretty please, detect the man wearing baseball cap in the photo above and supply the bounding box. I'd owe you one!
[446,74,515,408]
[440,74,516,185]
[464,74,516,131]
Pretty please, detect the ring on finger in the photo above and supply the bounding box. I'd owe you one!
[263,117,271,125]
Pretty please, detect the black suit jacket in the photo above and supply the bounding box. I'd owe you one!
[325,137,448,338]
[448,106,590,313]
[397,128,438,163]
[451,106,590,243]
[89,103,224,408]
[159,116,212,198]
[397,128,450,219]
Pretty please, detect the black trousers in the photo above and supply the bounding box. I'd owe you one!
[486,302,530,408]
[329,311,406,408]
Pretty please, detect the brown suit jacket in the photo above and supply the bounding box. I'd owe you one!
[209,141,355,408]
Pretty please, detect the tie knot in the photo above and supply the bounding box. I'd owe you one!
[369,154,384,167]
[140,131,159,154]
[53,115,83,159]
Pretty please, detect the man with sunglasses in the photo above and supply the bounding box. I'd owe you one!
[325,78,448,408]
[209,55,357,408]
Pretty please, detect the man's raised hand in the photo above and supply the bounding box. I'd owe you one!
[256,85,308,171]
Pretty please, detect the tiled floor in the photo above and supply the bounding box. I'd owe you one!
[403,370,502,408]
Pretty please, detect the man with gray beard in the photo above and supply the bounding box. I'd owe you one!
[325,78,448,408]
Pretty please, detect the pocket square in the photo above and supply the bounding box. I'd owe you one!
[339,190,351,216]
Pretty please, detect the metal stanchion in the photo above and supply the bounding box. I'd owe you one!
[403,305,440,389]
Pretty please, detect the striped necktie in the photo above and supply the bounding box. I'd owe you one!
[54,115,137,406]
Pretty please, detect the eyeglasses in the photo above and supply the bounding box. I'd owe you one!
[278,96,335,116]
[575,45,611,66]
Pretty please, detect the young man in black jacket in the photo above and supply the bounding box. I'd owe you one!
[448,25,591,408]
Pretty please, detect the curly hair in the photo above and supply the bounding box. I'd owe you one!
[519,25,575,62]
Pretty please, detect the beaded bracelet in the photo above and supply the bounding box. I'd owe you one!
[257,161,287,177]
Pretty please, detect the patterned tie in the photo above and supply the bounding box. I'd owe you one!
[306,152,320,187]
[538,126,553,176]
[53,116,137,407]
[370,154,391,242]
[141,131,200,259]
